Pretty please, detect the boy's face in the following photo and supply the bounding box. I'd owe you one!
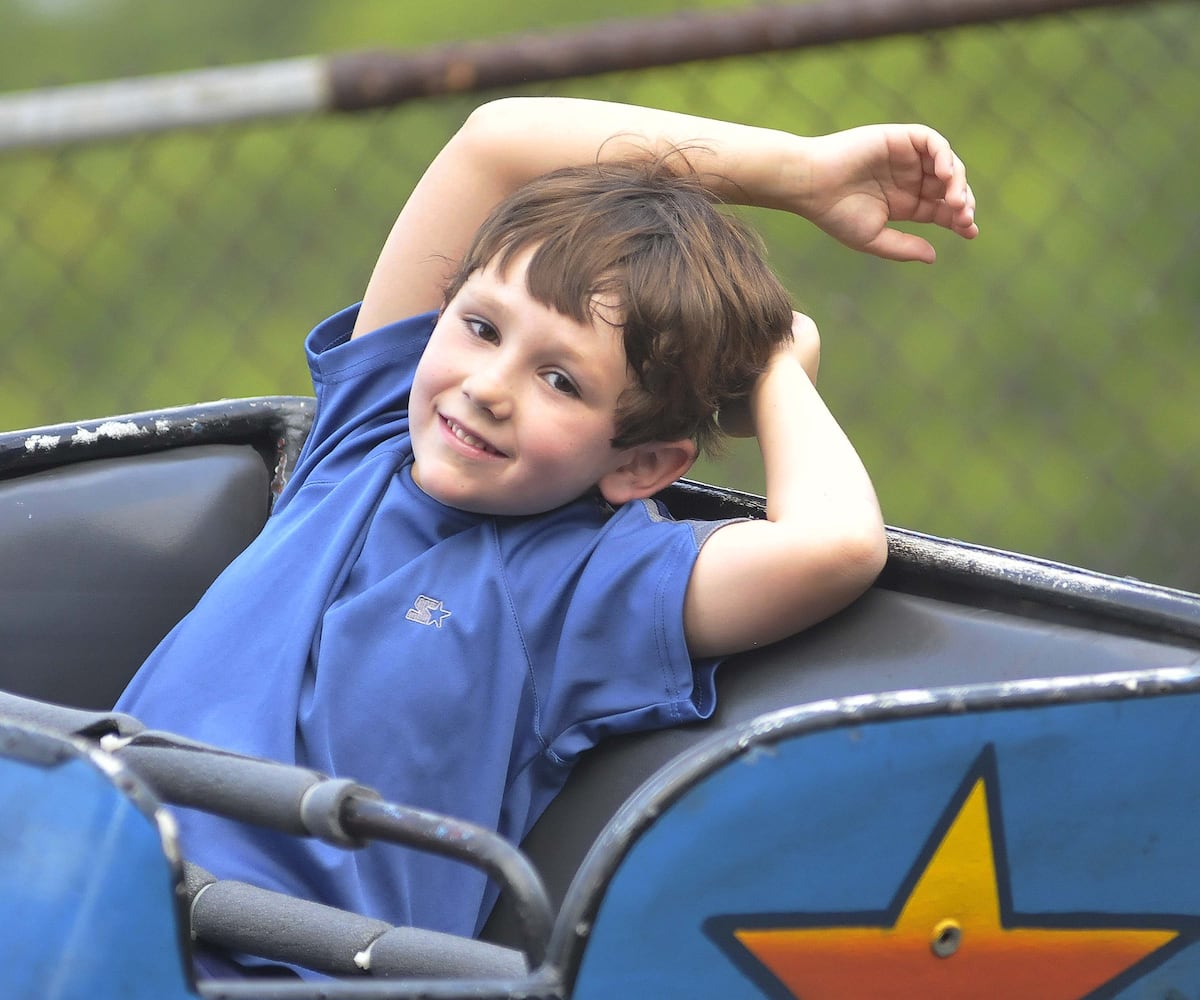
[409,247,635,516]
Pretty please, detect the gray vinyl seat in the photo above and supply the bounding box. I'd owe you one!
[0,445,269,709]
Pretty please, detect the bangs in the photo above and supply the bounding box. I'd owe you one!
[441,158,793,455]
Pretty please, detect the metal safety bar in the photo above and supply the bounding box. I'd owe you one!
[0,692,555,974]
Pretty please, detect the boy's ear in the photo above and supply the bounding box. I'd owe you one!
[598,439,697,506]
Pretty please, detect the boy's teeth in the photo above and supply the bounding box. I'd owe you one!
[450,419,490,451]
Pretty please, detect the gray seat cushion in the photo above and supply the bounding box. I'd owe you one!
[0,445,269,709]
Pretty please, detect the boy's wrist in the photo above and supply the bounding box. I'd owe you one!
[736,132,817,217]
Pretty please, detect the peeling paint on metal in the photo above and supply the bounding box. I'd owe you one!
[70,420,148,445]
[23,434,60,452]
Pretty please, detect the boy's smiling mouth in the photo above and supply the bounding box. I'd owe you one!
[440,414,507,457]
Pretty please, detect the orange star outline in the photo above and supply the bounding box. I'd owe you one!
[704,745,1197,1000]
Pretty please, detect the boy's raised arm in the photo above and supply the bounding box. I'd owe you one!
[352,98,977,336]
[683,312,888,659]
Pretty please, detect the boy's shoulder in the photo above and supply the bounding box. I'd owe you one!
[306,305,437,378]
[495,495,721,594]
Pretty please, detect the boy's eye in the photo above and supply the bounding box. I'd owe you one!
[465,318,499,343]
[544,371,579,397]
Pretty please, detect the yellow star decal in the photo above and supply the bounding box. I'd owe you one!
[707,750,1189,999]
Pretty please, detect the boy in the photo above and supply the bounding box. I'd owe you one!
[116,97,977,976]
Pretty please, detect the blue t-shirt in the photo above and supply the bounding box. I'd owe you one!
[117,305,723,956]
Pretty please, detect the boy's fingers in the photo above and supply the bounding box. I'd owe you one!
[951,183,978,236]
[868,228,937,264]
[923,131,970,206]
[931,148,977,235]
[936,151,967,205]
[961,187,978,234]
[930,139,955,179]
[922,129,957,176]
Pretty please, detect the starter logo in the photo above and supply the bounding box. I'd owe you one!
[404,594,452,628]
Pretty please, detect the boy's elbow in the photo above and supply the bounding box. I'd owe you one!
[454,99,545,176]
[460,98,529,142]
[781,516,888,615]
[857,520,890,579]
[457,101,504,145]
[832,518,889,595]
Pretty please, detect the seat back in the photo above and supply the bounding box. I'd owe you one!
[0,446,268,708]
[0,398,311,709]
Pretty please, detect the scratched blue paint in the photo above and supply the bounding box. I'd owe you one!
[571,690,1200,999]
[0,752,196,999]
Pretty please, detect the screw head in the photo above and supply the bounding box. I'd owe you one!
[931,918,963,958]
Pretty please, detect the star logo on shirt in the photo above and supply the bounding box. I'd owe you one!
[404,595,452,628]
[705,746,1195,999]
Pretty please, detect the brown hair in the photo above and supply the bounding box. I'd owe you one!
[442,154,794,455]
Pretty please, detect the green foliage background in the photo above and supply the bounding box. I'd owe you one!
[1,0,1197,591]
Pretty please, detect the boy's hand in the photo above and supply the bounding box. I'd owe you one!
[719,312,820,438]
[793,124,978,263]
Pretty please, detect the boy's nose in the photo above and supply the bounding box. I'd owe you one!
[461,368,513,420]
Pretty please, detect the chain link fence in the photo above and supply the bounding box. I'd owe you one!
[1,0,1197,592]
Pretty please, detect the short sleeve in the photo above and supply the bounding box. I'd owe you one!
[274,306,436,511]
[499,498,727,768]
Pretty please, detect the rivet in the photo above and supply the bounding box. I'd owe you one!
[931,918,962,958]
